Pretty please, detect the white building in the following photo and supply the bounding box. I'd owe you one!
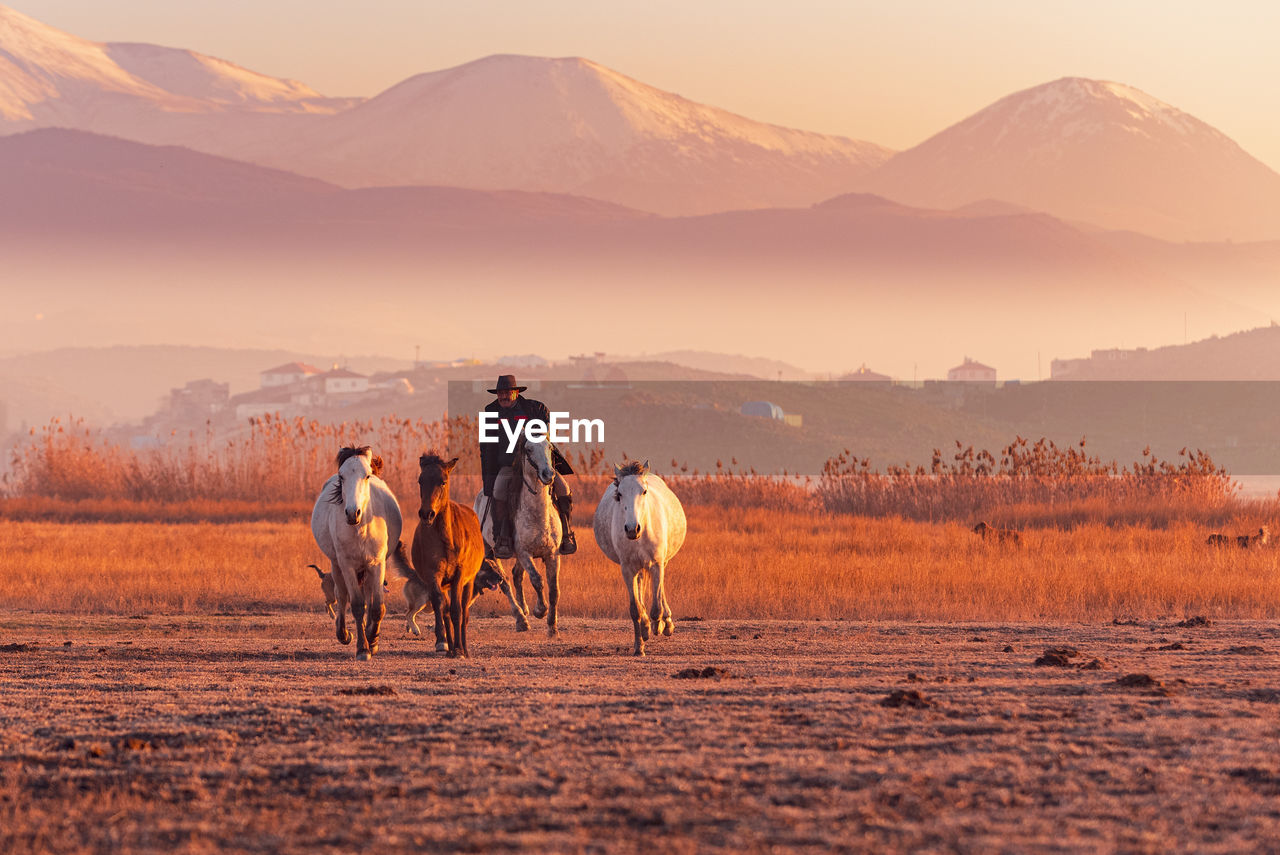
[320,368,369,396]
[260,362,321,388]
[946,357,997,384]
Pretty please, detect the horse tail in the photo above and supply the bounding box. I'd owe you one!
[307,563,325,579]
[389,541,417,581]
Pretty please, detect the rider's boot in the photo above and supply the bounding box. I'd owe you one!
[555,494,577,555]
[492,497,515,559]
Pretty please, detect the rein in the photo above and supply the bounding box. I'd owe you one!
[518,439,552,497]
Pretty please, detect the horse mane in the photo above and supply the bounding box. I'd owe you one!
[616,461,646,478]
[330,446,375,504]
[336,445,371,468]
[419,452,448,469]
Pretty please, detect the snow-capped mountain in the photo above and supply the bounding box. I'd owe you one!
[100,42,329,108]
[0,8,891,215]
[858,77,1280,241]
[0,4,350,130]
[254,54,894,215]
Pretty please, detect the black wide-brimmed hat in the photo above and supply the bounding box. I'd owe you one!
[487,374,527,394]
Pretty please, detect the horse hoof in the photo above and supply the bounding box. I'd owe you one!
[338,631,353,645]
[408,624,420,637]
[532,605,548,619]
[661,622,673,637]
[640,622,651,641]
[515,622,530,633]
[357,650,372,661]
[547,625,558,638]
[633,647,645,657]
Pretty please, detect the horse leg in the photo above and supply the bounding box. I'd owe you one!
[460,580,474,658]
[351,585,370,661]
[430,584,448,653]
[489,561,530,632]
[510,559,532,623]
[655,562,673,637]
[545,554,560,638]
[519,553,548,620]
[364,565,385,658]
[438,577,457,654]
[623,567,646,656]
[635,568,652,643]
[333,565,353,646]
[655,560,675,634]
[447,584,464,658]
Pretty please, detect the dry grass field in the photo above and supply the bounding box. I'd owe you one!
[5,425,1280,851]
[4,612,1280,853]
[2,510,1278,621]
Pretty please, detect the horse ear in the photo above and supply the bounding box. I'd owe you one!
[444,457,459,473]
[641,459,650,474]
[371,455,384,477]
[613,463,625,479]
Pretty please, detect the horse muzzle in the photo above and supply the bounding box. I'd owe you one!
[625,524,642,540]
[420,508,437,524]
[346,509,361,526]
[539,469,555,485]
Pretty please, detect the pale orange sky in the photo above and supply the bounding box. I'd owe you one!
[11,0,1280,171]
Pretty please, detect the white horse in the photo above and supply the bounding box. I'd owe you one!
[310,446,412,661]
[593,461,686,656]
[475,434,561,636]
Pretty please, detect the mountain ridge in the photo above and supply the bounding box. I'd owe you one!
[858,77,1280,241]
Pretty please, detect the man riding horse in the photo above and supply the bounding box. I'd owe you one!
[480,375,576,559]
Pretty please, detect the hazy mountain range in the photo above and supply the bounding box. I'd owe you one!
[0,6,890,216]
[3,3,1280,406]
[2,125,1276,386]
[4,4,1280,239]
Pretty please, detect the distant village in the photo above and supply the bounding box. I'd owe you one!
[153,362,410,429]
[69,322,1280,448]
[138,352,1011,442]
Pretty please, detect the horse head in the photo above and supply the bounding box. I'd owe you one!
[418,453,458,524]
[613,459,650,540]
[515,432,556,487]
[335,445,375,526]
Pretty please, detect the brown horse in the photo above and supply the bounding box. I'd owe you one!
[404,558,510,643]
[410,454,485,658]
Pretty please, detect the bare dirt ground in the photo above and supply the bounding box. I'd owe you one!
[3,610,1280,854]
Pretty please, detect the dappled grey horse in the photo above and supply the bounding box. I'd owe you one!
[310,446,412,660]
[593,461,686,656]
[476,434,563,636]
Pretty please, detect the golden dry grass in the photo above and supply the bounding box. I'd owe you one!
[4,509,1279,621]
[10,415,1264,529]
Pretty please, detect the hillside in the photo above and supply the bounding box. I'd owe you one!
[1050,324,1280,380]
[859,78,1280,241]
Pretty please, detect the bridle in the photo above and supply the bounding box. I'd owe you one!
[517,437,553,497]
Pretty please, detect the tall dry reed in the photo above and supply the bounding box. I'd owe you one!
[4,420,1270,528]
[817,436,1245,526]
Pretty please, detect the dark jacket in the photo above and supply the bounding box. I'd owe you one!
[480,396,574,494]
